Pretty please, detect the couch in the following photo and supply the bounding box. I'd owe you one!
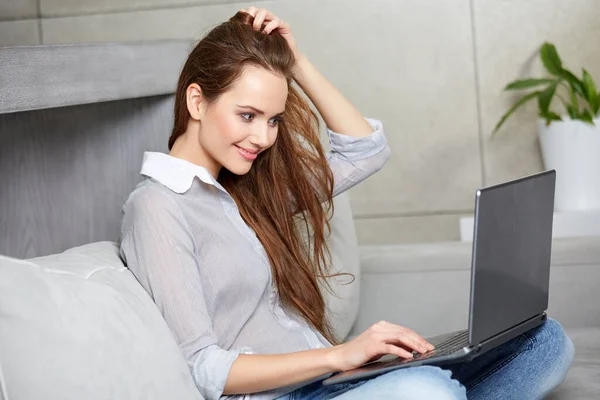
[1,193,599,399]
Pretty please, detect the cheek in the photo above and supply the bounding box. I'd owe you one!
[268,130,278,147]
[268,124,280,145]
[215,114,245,145]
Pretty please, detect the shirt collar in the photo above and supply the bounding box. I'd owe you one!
[140,151,228,194]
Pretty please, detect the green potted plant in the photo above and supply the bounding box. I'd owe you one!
[494,42,600,211]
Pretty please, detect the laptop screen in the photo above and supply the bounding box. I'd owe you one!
[468,170,556,345]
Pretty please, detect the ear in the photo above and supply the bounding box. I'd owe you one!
[186,83,205,121]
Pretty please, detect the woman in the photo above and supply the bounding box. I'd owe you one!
[119,6,574,400]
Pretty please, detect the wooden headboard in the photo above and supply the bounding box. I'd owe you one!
[0,40,192,258]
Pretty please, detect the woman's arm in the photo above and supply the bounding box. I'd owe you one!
[296,52,394,197]
[293,54,392,199]
[224,348,338,395]
[325,118,391,198]
[292,54,375,139]
[226,322,432,396]
[120,187,243,399]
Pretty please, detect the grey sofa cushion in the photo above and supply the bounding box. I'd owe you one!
[322,191,361,342]
[546,327,600,400]
[0,242,203,400]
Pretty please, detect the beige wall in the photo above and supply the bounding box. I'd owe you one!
[2,0,599,245]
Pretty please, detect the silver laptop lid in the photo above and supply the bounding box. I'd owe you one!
[468,170,556,345]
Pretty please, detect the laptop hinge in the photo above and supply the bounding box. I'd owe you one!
[474,312,547,355]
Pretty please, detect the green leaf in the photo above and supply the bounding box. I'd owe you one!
[538,82,558,114]
[580,109,595,124]
[566,104,578,119]
[540,111,562,126]
[504,78,556,90]
[493,91,541,135]
[562,69,586,98]
[582,69,597,97]
[540,42,563,76]
[568,85,580,114]
[582,69,599,114]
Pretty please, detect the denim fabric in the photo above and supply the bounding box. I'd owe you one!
[276,318,574,400]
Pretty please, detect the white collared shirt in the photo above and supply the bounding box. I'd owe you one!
[119,118,390,400]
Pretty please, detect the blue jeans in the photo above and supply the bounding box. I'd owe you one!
[277,318,574,399]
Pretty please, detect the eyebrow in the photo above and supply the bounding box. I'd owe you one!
[236,105,285,117]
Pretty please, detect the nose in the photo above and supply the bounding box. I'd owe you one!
[249,122,271,148]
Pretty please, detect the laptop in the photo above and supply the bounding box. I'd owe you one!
[322,169,556,386]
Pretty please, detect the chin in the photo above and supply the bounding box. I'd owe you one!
[223,162,253,176]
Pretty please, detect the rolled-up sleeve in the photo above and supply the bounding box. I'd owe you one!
[119,187,240,400]
[326,117,391,197]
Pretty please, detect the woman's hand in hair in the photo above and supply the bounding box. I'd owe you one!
[327,320,435,372]
[240,6,302,60]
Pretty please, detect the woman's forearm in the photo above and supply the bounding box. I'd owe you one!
[292,53,374,138]
[223,346,339,395]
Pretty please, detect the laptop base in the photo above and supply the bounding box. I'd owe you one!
[322,312,546,386]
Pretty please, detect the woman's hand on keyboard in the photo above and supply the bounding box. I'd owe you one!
[328,320,435,372]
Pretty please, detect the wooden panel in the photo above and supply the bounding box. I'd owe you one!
[0,41,190,114]
[40,0,241,17]
[0,95,174,258]
[40,3,267,44]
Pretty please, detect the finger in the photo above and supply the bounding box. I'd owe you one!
[384,343,414,359]
[256,8,279,21]
[378,331,430,353]
[246,5,258,17]
[386,325,434,351]
[253,8,269,31]
[278,19,291,33]
[401,327,435,350]
[262,19,279,35]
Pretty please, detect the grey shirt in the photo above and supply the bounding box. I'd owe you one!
[118,118,391,400]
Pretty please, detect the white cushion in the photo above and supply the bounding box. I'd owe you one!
[0,242,203,400]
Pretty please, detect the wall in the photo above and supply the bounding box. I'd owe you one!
[1,0,599,245]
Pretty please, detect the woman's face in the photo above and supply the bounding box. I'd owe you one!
[197,65,288,177]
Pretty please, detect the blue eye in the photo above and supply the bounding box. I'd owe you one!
[240,113,254,121]
[239,113,282,126]
[269,116,283,126]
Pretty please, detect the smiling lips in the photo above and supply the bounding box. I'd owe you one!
[235,145,258,161]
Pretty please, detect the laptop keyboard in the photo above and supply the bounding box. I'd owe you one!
[412,330,469,360]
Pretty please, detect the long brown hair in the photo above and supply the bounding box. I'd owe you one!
[168,12,350,345]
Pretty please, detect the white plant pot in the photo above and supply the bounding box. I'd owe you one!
[537,117,600,211]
